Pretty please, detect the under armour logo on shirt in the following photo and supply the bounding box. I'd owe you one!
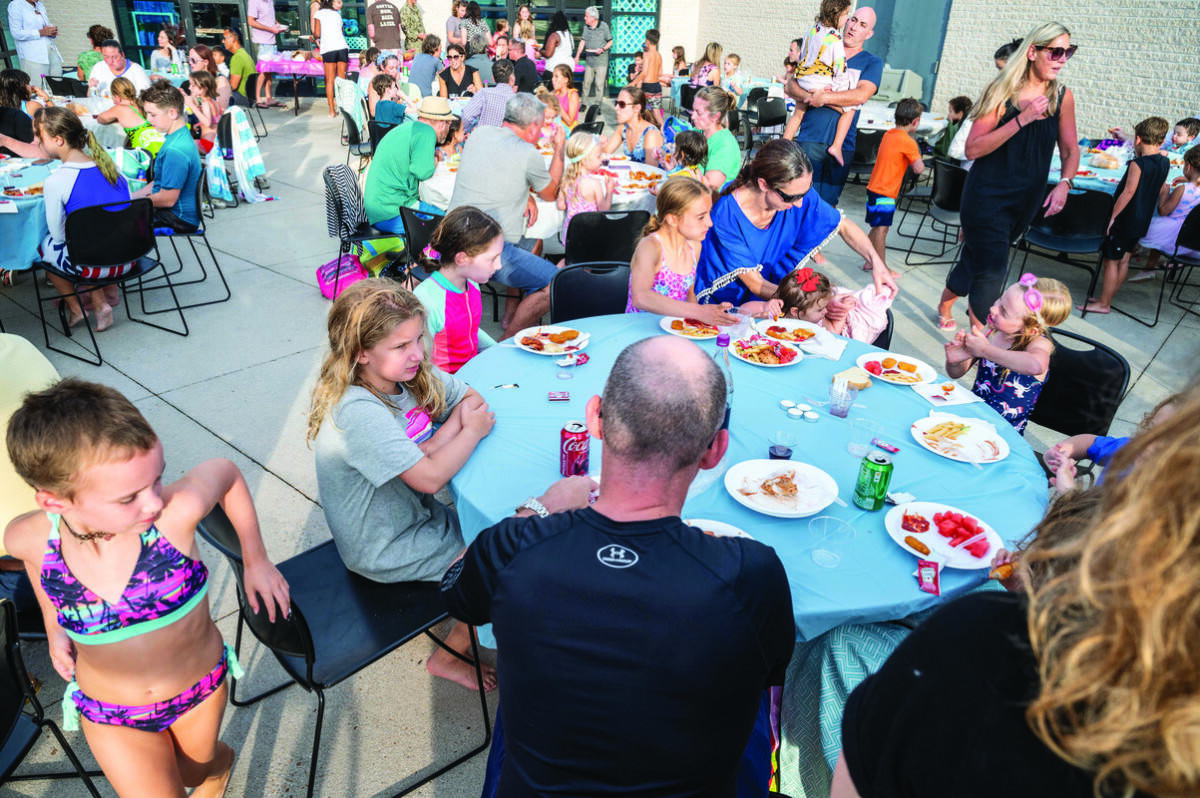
[596,544,638,569]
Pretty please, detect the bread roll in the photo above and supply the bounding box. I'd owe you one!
[833,366,872,391]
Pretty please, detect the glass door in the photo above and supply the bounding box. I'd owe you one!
[110,0,183,67]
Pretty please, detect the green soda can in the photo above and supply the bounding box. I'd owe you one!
[853,452,893,511]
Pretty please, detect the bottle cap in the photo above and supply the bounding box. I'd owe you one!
[716,333,730,347]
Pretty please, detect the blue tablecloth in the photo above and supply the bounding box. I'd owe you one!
[450,313,1049,647]
[0,159,55,272]
[1049,151,1186,195]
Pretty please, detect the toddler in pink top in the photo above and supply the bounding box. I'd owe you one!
[412,207,504,373]
[743,266,897,342]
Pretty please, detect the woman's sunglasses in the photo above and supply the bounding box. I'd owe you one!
[614,100,633,109]
[1036,44,1078,61]
[773,186,807,203]
[447,54,463,60]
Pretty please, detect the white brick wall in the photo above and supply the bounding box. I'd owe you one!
[932,2,1200,139]
[5,0,116,70]
[696,0,815,84]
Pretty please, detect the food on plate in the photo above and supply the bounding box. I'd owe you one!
[1075,169,1095,177]
[922,420,968,443]
[896,360,918,373]
[863,360,882,375]
[669,318,719,337]
[1090,152,1120,170]
[834,366,873,390]
[862,356,924,383]
[765,324,816,343]
[759,471,799,499]
[733,335,798,365]
[520,328,584,354]
[901,511,930,534]
[881,357,897,369]
[940,382,955,394]
[905,535,931,556]
[932,511,990,558]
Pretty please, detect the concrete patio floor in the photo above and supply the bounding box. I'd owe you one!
[0,99,1196,796]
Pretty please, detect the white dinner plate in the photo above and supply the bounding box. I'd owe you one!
[512,325,590,356]
[729,335,802,368]
[884,501,1002,570]
[909,412,1010,464]
[723,459,839,518]
[659,316,720,339]
[753,318,823,346]
[856,352,937,385]
[683,518,754,539]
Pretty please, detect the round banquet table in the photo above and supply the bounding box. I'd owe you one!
[0,158,56,273]
[1048,150,1185,196]
[450,313,1050,647]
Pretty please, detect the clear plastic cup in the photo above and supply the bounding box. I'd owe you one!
[847,419,883,457]
[808,516,855,568]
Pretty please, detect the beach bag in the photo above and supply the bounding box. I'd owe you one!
[316,253,367,299]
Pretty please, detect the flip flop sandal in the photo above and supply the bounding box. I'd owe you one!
[938,316,957,331]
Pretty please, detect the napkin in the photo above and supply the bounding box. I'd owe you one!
[0,200,16,214]
[911,382,983,407]
[798,328,848,361]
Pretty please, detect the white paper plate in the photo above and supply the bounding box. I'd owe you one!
[753,318,823,346]
[513,325,590,356]
[659,316,720,339]
[884,501,1002,570]
[909,413,1010,464]
[729,335,802,368]
[723,459,839,518]
[856,352,937,385]
[684,518,754,539]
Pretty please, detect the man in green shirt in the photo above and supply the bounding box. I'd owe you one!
[364,96,457,231]
[223,27,257,98]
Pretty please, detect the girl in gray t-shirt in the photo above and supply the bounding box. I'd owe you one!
[308,278,497,690]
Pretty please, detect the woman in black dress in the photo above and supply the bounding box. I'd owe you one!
[937,22,1079,330]
[438,43,482,98]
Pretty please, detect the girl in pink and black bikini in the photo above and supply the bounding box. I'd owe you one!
[556,130,615,247]
[626,175,739,327]
[4,379,290,798]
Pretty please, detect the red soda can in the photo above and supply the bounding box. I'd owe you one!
[560,421,590,476]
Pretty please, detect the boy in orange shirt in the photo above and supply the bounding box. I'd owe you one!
[865,97,925,262]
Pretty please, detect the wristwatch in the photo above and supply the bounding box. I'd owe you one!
[1059,177,1074,188]
[515,497,549,518]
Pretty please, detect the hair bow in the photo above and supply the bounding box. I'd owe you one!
[423,244,441,260]
[795,267,820,292]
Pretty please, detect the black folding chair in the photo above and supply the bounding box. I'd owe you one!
[742,87,768,119]
[1027,328,1130,487]
[0,599,104,795]
[1167,205,1200,320]
[44,75,88,97]
[871,308,895,350]
[241,73,269,138]
[196,507,491,798]
[367,119,398,152]
[679,84,699,114]
[340,109,374,173]
[584,103,601,125]
[892,162,933,234]
[34,198,188,366]
[322,164,402,297]
[1090,202,1200,327]
[214,113,241,209]
[1011,186,1111,286]
[564,210,650,266]
[573,120,604,136]
[143,172,231,310]
[742,97,787,152]
[549,261,631,323]
[904,159,968,266]
[846,128,885,185]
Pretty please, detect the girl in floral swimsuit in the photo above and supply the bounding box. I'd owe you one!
[4,379,289,797]
[626,175,738,328]
[557,130,616,245]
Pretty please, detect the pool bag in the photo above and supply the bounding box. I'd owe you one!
[316,253,367,299]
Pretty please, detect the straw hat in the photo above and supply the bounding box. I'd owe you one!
[415,97,458,121]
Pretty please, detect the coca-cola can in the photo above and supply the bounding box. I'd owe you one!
[560,421,590,477]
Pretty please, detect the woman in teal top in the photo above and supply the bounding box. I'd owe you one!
[692,86,742,191]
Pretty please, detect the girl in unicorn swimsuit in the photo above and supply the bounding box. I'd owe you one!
[308,278,498,691]
[943,273,1071,434]
[4,379,290,797]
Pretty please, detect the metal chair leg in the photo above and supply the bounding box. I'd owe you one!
[228,614,294,707]
[4,719,106,795]
[305,689,326,798]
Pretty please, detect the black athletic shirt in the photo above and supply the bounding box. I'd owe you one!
[842,591,1153,798]
[442,507,795,797]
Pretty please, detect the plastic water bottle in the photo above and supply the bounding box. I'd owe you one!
[713,333,734,430]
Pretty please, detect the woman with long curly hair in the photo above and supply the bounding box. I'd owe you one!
[307,278,497,690]
[831,385,1200,798]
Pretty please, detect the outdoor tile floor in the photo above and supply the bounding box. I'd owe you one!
[0,101,1196,796]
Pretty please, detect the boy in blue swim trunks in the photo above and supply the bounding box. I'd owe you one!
[865,97,924,264]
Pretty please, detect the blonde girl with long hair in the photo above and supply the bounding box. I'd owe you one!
[33,107,133,331]
[944,272,1071,434]
[690,41,722,87]
[625,176,736,326]
[556,130,614,244]
[307,278,497,691]
[95,76,163,154]
[937,21,1080,331]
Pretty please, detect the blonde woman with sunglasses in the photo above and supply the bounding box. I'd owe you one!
[936,22,1080,332]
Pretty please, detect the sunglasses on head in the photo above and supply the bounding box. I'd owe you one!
[1036,44,1077,61]
[773,186,807,203]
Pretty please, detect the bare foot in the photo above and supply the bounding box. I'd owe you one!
[811,250,827,265]
[191,743,235,798]
[1079,300,1111,314]
[94,303,114,332]
[67,310,86,328]
[426,648,498,692]
[827,145,844,166]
